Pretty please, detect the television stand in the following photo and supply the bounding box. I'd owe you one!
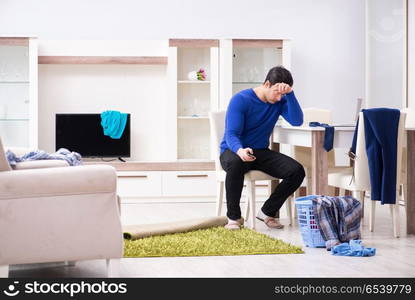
[118,157,126,162]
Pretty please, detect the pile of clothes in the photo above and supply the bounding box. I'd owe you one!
[312,195,376,257]
[6,148,82,167]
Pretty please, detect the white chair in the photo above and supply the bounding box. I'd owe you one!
[399,108,415,206]
[328,111,406,238]
[209,111,293,230]
[293,108,336,193]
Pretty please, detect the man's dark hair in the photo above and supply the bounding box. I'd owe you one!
[264,66,293,87]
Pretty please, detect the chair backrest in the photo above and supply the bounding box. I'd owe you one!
[402,107,415,129]
[279,107,332,127]
[354,111,406,191]
[353,112,371,190]
[0,137,12,171]
[209,111,226,172]
[400,108,414,179]
[302,108,332,126]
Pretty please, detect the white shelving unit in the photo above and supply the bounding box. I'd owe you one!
[167,39,219,161]
[0,37,38,148]
[219,39,291,110]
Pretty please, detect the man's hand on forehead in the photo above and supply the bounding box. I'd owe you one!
[272,82,292,94]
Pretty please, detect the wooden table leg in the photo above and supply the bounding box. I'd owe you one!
[311,131,328,195]
[407,130,415,235]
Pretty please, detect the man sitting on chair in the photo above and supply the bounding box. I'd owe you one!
[220,66,305,230]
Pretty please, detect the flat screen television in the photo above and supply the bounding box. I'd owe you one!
[55,113,130,158]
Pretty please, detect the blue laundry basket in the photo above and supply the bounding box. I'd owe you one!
[295,195,326,248]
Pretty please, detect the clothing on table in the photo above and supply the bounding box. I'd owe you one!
[312,195,362,249]
[100,110,128,139]
[350,108,400,204]
[220,89,303,154]
[6,148,82,167]
[308,122,356,152]
[331,240,376,257]
[308,122,335,152]
[220,148,305,221]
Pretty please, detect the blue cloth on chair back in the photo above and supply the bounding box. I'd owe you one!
[351,108,400,205]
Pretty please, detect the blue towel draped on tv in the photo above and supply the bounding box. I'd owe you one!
[350,108,400,205]
[100,110,127,139]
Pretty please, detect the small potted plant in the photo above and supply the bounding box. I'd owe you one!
[187,68,207,81]
[196,68,206,81]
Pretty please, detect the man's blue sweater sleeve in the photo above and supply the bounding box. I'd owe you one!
[225,96,245,153]
[280,91,303,126]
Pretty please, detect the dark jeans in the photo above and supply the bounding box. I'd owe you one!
[220,149,305,220]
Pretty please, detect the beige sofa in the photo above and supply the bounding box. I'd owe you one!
[0,138,123,277]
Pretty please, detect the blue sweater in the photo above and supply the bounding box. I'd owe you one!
[220,88,303,154]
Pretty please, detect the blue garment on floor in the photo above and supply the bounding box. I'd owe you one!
[100,110,128,139]
[331,240,376,257]
[350,108,400,204]
[308,122,334,151]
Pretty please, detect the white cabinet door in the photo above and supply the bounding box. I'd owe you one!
[0,37,38,148]
[117,171,162,197]
[162,171,216,197]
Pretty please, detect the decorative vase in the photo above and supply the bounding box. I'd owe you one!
[187,71,198,81]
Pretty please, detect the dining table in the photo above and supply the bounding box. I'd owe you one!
[271,124,415,235]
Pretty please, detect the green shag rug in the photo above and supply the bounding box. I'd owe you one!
[124,226,303,257]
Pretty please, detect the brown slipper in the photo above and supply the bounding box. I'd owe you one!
[263,217,284,229]
[256,209,284,229]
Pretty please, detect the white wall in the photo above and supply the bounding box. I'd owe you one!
[0,0,366,159]
[409,0,415,108]
[367,0,405,109]
[0,0,365,120]
[38,64,168,160]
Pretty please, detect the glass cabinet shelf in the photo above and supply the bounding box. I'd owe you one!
[177,116,209,119]
[0,37,37,149]
[178,80,210,84]
[232,81,263,84]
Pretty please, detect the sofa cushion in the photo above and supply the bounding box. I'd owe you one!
[13,160,69,170]
[0,165,117,200]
